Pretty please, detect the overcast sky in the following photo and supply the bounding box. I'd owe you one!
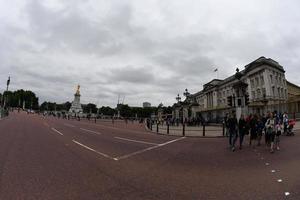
[1,0,300,107]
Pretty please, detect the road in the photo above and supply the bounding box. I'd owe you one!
[0,111,299,199]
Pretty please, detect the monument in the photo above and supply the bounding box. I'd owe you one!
[69,85,83,115]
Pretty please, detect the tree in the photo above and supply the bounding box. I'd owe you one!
[82,103,97,113]
[4,90,39,109]
[99,106,115,116]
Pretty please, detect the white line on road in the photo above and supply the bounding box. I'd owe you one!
[115,137,186,161]
[72,140,114,160]
[80,128,102,135]
[51,128,64,136]
[285,192,290,196]
[64,123,75,128]
[114,137,159,145]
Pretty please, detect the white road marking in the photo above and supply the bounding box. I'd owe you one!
[80,128,102,135]
[265,163,270,166]
[271,170,276,173]
[72,140,114,160]
[114,137,159,145]
[285,192,290,196]
[77,121,150,135]
[64,123,75,128]
[51,128,64,136]
[115,137,186,161]
[277,179,283,183]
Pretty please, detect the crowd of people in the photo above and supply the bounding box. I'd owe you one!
[225,111,295,153]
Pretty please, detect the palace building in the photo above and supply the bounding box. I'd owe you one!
[172,56,300,122]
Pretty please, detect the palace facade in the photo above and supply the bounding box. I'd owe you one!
[172,56,300,122]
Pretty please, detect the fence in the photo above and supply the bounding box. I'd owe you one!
[0,107,9,119]
[147,122,226,137]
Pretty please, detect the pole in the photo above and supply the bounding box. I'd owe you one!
[167,124,169,134]
[203,124,205,137]
[183,123,185,136]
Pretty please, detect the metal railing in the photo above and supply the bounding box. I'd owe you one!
[146,122,226,137]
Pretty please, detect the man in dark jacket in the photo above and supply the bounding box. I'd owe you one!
[228,111,238,151]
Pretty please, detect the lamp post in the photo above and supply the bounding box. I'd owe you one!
[183,88,190,99]
[175,94,181,103]
[3,76,10,108]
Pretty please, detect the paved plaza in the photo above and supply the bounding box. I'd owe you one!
[0,111,299,199]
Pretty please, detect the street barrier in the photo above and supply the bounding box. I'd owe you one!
[154,123,225,137]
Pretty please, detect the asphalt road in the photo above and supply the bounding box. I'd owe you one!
[0,111,299,200]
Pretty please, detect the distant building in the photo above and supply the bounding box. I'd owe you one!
[143,102,151,108]
[172,56,299,122]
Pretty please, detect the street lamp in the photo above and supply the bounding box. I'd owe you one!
[183,88,190,98]
[3,76,10,108]
[176,94,181,103]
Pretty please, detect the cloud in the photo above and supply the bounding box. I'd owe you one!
[0,0,300,107]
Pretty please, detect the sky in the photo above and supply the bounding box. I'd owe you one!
[0,0,300,107]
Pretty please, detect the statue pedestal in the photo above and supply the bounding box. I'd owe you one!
[69,93,83,115]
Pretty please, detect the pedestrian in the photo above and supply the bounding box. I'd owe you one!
[283,112,289,135]
[224,113,229,137]
[275,120,282,151]
[256,116,264,146]
[262,113,268,144]
[238,114,247,149]
[265,113,276,153]
[228,111,238,152]
[249,114,258,147]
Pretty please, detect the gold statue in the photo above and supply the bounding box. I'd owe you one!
[76,84,80,95]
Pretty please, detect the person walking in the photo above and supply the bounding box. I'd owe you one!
[228,111,238,152]
[256,115,264,146]
[265,113,276,153]
[249,114,258,147]
[283,112,289,135]
[238,114,247,149]
[275,120,282,150]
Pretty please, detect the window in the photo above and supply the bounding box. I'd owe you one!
[278,88,280,97]
[262,88,266,98]
[252,91,256,99]
[255,77,259,87]
[260,76,264,85]
[272,86,275,96]
[250,79,254,88]
[257,89,261,98]
[285,89,287,98]
[270,75,273,84]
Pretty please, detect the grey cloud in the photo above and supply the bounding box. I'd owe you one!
[1,0,300,107]
[108,66,155,84]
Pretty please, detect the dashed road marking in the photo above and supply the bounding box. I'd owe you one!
[114,137,159,145]
[265,163,270,166]
[80,128,102,135]
[115,137,186,161]
[271,170,276,173]
[277,179,283,183]
[51,128,64,136]
[72,140,114,160]
[64,123,75,128]
[285,192,290,196]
